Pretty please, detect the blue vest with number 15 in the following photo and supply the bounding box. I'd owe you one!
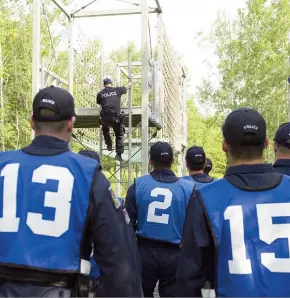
[0,150,98,272]
[135,175,194,244]
[200,176,290,297]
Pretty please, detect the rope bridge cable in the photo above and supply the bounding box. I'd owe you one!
[114,0,156,10]
[72,0,99,16]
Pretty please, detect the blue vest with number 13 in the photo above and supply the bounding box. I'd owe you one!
[0,150,98,272]
[200,176,290,297]
[135,175,194,244]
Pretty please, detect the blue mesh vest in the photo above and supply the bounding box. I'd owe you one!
[0,150,98,272]
[182,175,217,188]
[200,176,290,297]
[88,256,101,278]
[135,175,194,244]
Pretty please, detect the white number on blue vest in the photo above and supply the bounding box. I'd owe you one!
[0,163,74,237]
[147,187,173,224]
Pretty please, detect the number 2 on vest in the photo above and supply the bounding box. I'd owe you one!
[0,163,74,237]
[147,187,172,224]
[225,203,290,274]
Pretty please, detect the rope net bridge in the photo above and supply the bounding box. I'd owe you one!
[32,0,187,196]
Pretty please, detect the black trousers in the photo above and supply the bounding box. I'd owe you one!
[101,116,124,155]
[138,241,180,297]
[0,283,71,297]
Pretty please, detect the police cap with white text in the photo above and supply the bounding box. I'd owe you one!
[274,122,290,148]
[33,86,76,122]
[150,141,174,164]
[186,146,206,165]
[222,108,266,145]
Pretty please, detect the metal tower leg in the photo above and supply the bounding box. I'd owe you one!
[141,0,149,175]
[116,65,121,197]
[99,48,104,161]
[32,0,41,140]
[128,52,132,187]
[68,18,74,95]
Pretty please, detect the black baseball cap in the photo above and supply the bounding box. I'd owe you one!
[150,141,173,164]
[103,78,112,85]
[33,86,76,122]
[222,108,266,145]
[186,146,206,165]
[78,150,102,170]
[274,122,290,148]
[204,158,212,171]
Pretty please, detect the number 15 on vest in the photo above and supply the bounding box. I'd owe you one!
[225,203,290,274]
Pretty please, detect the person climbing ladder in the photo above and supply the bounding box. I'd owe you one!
[97,76,132,161]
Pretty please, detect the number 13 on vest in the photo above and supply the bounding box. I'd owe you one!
[0,163,74,237]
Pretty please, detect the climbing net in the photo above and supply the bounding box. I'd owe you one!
[162,25,184,153]
[73,27,101,149]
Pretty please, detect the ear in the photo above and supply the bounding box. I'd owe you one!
[67,117,76,132]
[222,139,229,153]
[264,138,269,149]
[30,115,35,131]
[186,161,189,169]
[274,142,278,153]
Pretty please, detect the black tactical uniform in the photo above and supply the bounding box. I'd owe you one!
[97,78,127,158]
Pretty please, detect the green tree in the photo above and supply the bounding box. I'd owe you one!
[0,0,73,151]
[197,0,290,163]
[187,99,226,177]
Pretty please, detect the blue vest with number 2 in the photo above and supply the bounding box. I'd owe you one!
[0,150,98,272]
[200,176,290,297]
[135,175,194,244]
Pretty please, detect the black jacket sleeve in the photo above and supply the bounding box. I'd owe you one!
[117,86,127,96]
[96,92,102,105]
[175,190,215,297]
[125,183,137,231]
[89,169,140,297]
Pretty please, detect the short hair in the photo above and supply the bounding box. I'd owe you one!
[187,162,205,172]
[229,143,264,160]
[150,159,173,169]
[275,144,290,154]
[34,109,66,132]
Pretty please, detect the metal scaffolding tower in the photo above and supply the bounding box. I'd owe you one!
[32,0,187,196]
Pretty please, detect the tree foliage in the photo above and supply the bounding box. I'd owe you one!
[197,0,290,159]
[186,100,226,177]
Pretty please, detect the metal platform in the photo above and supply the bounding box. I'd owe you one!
[74,106,162,129]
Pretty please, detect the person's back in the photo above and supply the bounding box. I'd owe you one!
[199,170,290,296]
[135,174,193,243]
[77,150,142,297]
[97,77,131,160]
[125,142,194,297]
[182,146,217,188]
[0,150,97,291]
[0,86,140,297]
[97,85,126,116]
[176,108,290,297]
[272,122,290,175]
